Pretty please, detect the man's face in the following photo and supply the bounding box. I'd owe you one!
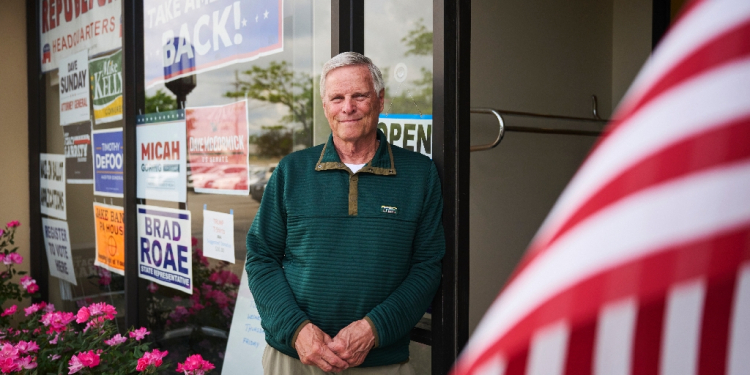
[322,65,385,144]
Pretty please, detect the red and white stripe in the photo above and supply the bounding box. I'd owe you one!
[453,0,750,374]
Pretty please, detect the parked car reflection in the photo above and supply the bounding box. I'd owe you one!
[188,164,266,191]
[250,164,277,202]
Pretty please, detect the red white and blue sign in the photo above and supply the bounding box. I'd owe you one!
[137,205,193,294]
[143,0,283,89]
[92,128,124,198]
[43,44,51,64]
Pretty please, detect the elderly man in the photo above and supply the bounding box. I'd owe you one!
[246,52,445,374]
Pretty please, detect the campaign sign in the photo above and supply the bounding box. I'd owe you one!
[92,128,124,197]
[143,0,283,88]
[378,114,433,159]
[136,110,187,202]
[93,202,125,275]
[40,153,66,220]
[186,101,250,195]
[59,50,90,126]
[89,49,123,125]
[222,269,266,375]
[202,209,234,263]
[41,218,77,285]
[39,0,121,72]
[137,205,193,294]
[64,122,93,183]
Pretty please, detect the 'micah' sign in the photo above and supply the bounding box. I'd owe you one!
[137,205,193,294]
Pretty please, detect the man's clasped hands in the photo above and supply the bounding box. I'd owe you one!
[295,319,376,373]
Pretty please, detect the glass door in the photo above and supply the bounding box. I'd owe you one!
[364,2,435,374]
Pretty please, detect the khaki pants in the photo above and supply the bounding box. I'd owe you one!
[262,346,415,375]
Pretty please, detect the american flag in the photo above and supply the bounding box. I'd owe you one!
[452,1,750,374]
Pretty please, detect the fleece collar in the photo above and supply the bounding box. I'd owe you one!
[315,129,396,176]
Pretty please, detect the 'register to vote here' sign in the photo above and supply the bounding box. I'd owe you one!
[41,218,77,285]
[137,205,193,294]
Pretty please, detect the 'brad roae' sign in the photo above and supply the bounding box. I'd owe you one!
[137,205,193,294]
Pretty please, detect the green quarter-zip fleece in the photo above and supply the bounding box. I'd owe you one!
[246,129,445,367]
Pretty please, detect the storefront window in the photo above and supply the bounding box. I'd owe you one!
[40,0,127,330]
[139,0,331,372]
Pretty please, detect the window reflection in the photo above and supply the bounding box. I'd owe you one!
[141,1,331,372]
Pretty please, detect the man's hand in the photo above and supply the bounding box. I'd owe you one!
[328,319,376,367]
[295,323,349,373]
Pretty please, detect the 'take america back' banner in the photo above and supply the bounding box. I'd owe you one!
[39,0,121,73]
[143,0,283,88]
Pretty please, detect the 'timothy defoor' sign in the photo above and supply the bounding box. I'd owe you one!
[137,205,193,294]
[93,128,124,197]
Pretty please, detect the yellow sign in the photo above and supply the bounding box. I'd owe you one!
[93,202,125,275]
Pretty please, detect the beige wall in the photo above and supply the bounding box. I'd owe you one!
[469,0,651,333]
[0,0,31,305]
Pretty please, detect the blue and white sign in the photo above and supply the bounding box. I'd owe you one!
[137,205,193,294]
[378,114,433,159]
[143,0,283,88]
[92,128,124,197]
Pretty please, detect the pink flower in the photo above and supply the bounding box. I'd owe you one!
[191,237,199,246]
[104,333,127,346]
[169,306,189,322]
[41,311,76,333]
[1,255,9,266]
[176,354,215,374]
[83,316,107,332]
[67,355,84,374]
[43,303,55,313]
[77,351,100,367]
[49,354,61,361]
[136,349,168,372]
[0,230,4,237]
[6,221,20,228]
[15,341,39,354]
[8,253,22,264]
[87,302,116,320]
[26,284,39,294]
[19,275,34,288]
[1,305,16,317]
[0,343,20,373]
[209,270,240,286]
[76,306,90,324]
[129,327,150,341]
[97,267,112,286]
[17,355,36,369]
[147,282,159,293]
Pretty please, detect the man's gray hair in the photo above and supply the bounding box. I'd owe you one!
[320,52,385,99]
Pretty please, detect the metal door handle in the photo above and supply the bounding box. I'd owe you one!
[470,108,505,152]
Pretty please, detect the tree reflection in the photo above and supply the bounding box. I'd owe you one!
[225,61,313,149]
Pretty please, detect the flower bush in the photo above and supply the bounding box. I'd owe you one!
[0,221,39,328]
[145,238,239,371]
[0,222,218,375]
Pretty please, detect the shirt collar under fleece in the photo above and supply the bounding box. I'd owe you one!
[314,128,396,176]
